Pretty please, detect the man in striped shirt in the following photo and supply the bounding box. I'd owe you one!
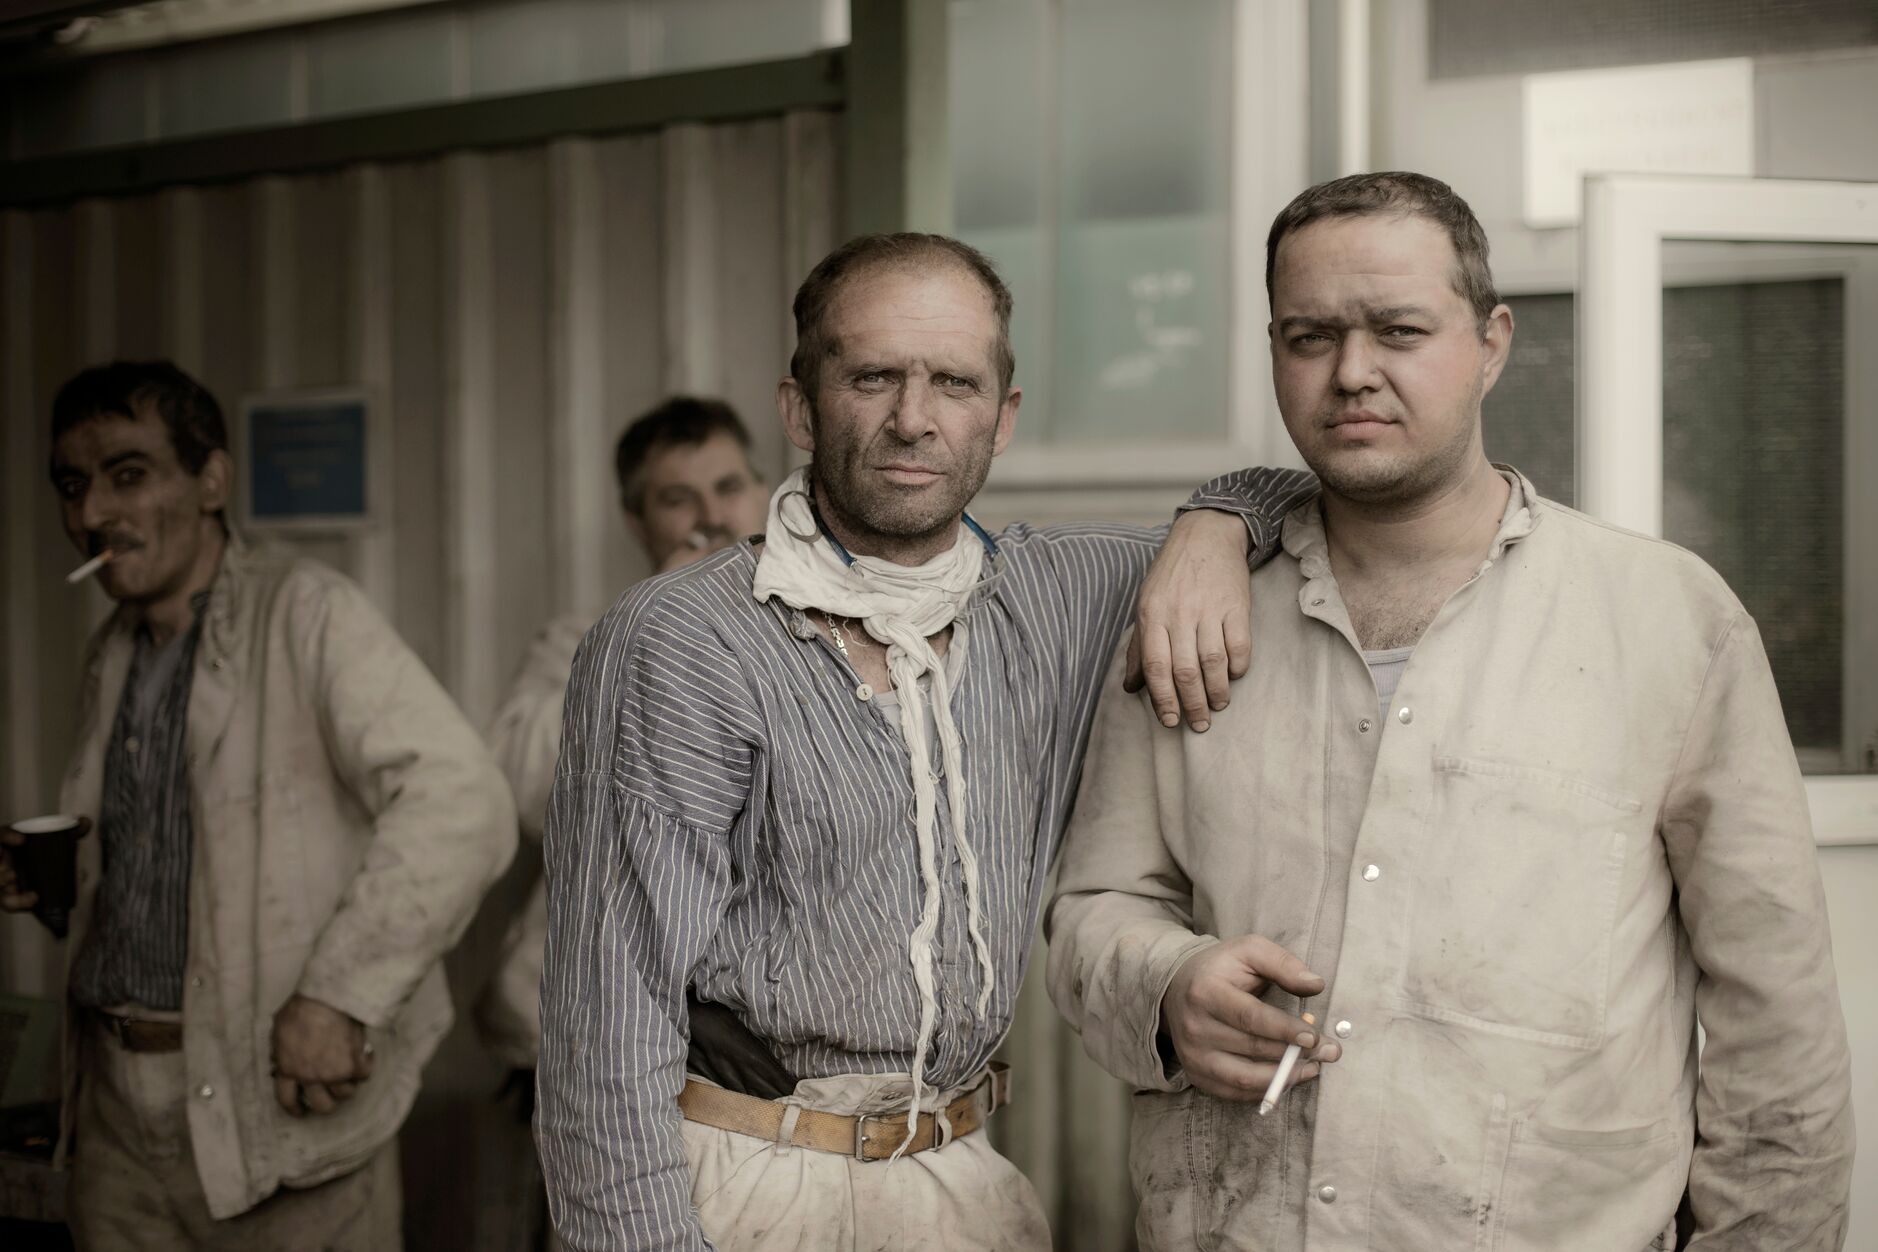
[536,233,1318,1251]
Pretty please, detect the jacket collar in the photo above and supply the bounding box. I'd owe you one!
[1281,464,1541,582]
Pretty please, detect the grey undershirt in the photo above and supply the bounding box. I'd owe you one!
[1364,644,1415,722]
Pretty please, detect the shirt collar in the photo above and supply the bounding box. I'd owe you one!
[1281,463,1540,582]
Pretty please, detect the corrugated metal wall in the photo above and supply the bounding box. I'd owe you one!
[0,108,840,1242]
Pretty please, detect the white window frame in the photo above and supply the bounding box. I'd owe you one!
[1580,172,1878,846]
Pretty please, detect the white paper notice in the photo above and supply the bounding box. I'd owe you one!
[1523,58,1754,228]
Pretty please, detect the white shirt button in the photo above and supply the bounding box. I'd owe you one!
[125,736,141,754]
[197,1084,214,1099]
[854,683,874,701]
[1362,864,1380,881]
[1357,718,1373,734]
[1318,1184,1337,1204]
[191,976,204,989]
[1397,706,1413,725]
[1335,1020,1353,1039]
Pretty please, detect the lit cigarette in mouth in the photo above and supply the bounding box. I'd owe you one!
[685,530,712,550]
[65,550,115,584]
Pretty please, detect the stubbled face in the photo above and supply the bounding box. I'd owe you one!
[780,263,1019,559]
[50,407,228,606]
[627,432,766,567]
[1269,213,1510,505]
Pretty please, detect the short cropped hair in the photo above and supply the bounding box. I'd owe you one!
[614,396,754,514]
[789,233,1016,402]
[50,360,228,475]
[1266,171,1500,328]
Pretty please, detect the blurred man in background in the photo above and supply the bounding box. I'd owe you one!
[476,396,769,1075]
[0,360,515,1251]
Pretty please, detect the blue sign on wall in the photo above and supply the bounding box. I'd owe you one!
[246,399,368,520]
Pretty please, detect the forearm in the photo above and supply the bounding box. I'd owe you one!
[1177,466,1317,567]
[300,747,516,1024]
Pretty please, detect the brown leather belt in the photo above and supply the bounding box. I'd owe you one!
[677,1062,1011,1162]
[90,1008,183,1053]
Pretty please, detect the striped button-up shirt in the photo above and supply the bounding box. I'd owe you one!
[537,470,1314,1251]
[70,594,205,1011]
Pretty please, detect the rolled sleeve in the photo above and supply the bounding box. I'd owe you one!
[1177,466,1318,569]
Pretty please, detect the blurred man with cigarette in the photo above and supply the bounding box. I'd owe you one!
[534,232,1314,1251]
[1,360,516,1251]
[1048,173,1854,1250]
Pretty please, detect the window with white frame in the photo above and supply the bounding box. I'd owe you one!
[948,0,1307,483]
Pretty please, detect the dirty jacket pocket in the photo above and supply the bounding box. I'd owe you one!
[1492,1117,1687,1252]
[1399,756,1643,1049]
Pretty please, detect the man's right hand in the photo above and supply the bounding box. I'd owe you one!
[1161,935,1341,1101]
[0,833,35,912]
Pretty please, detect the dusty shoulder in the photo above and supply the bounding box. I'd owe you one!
[577,543,763,680]
[1534,498,1747,627]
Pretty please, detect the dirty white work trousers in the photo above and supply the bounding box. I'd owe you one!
[67,1019,401,1252]
[678,1070,1052,1252]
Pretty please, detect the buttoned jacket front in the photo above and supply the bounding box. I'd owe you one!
[1048,475,1853,1251]
[55,534,516,1218]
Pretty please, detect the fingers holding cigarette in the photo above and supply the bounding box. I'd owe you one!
[1160,934,1342,1104]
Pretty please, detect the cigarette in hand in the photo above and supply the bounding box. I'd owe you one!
[65,550,114,584]
[1258,1011,1315,1116]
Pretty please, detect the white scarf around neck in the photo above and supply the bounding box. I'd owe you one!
[751,468,996,1156]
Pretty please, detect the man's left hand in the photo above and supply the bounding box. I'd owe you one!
[1127,510,1253,732]
[271,994,372,1117]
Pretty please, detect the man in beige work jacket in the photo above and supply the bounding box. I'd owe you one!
[1,360,516,1250]
[1048,173,1854,1250]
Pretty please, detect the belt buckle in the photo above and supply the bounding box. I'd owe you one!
[852,1112,883,1161]
[101,1012,130,1046]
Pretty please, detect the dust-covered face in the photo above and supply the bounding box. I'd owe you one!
[780,263,1019,561]
[50,406,228,606]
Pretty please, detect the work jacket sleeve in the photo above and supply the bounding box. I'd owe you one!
[1046,643,1215,1093]
[1661,612,1855,1250]
[293,570,519,1027]
[535,579,758,1252]
[488,614,588,841]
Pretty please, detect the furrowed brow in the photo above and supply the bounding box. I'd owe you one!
[1277,315,1346,334]
[1366,305,1438,324]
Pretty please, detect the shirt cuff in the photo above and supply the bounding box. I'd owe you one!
[1091,929,1217,1093]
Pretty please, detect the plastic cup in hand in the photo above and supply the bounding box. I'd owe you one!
[5,815,91,939]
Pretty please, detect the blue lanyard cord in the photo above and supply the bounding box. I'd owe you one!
[806,492,998,569]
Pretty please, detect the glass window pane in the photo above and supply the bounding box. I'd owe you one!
[1659,259,1850,768]
[950,0,1234,446]
[1487,292,1577,505]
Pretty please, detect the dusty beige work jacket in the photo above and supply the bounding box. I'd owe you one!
[1048,474,1853,1251]
[56,534,516,1218]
